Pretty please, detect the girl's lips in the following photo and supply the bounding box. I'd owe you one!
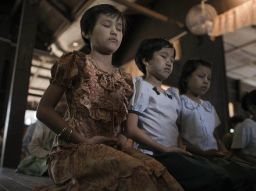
[164,68,172,72]
[109,38,118,43]
[201,86,208,91]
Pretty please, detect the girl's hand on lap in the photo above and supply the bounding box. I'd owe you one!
[205,149,225,157]
[165,147,192,156]
[86,136,118,145]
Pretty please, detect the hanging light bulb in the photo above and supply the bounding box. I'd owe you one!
[186,1,217,35]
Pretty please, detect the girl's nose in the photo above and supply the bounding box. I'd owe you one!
[110,26,117,35]
[204,78,209,84]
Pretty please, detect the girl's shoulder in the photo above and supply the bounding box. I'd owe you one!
[133,77,150,90]
[165,87,180,102]
[131,77,154,99]
[59,51,86,62]
[55,51,88,70]
[180,95,213,112]
[241,118,256,128]
[166,87,180,96]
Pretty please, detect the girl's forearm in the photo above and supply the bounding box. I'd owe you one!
[37,105,83,144]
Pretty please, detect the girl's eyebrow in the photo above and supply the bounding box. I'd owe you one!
[101,19,112,23]
[160,53,168,56]
[101,18,122,26]
[159,51,169,55]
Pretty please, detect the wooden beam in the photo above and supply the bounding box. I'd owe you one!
[0,36,55,59]
[53,0,95,40]
[28,92,43,97]
[225,39,256,55]
[29,86,46,91]
[111,0,168,22]
[30,86,46,91]
[31,64,51,70]
[35,74,51,80]
[10,0,22,18]
[72,0,95,18]
[44,0,72,24]
[1,0,39,168]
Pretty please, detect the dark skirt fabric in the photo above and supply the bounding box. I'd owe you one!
[207,156,256,191]
[153,152,240,191]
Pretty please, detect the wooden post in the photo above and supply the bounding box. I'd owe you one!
[1,0,39,168]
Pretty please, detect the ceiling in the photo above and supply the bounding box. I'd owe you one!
[224,26,256,89]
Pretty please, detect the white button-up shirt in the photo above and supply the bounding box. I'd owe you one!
[130,77,181,155]
[231,118,256,157]
[180,95,220,151]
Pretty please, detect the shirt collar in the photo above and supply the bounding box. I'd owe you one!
[182,95,212,112]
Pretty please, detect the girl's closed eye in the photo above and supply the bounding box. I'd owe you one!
[160,54,167,59]
[116,24,122,31]
[102,20,112,28]
[198,74,205,78]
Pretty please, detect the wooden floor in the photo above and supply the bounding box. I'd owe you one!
[0,168,52,191]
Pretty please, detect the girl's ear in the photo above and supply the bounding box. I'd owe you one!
[82,32,90,39]
[142,58,149,67]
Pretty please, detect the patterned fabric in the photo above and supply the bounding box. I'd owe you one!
[35,52,183,191]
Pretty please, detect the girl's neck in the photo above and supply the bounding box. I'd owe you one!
[186,92,201,103]
[145,75,162,88]
[90,50,112,66]
[90,50,116,73]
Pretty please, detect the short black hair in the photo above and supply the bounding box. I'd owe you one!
[178,58,212,94]
[80,4,126,54]
[135,38,175,75]
[241,89,256,112]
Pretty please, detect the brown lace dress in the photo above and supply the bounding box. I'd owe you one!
[35,51,183,191]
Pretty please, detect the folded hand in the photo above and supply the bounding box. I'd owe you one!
[86,136,118,146]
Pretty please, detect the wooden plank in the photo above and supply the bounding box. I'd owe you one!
[1,0,39,168]
[0,177,30,191]
[112,0,168,22]
[0,168,52,191]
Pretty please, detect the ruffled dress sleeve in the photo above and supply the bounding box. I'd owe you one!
[50,52,79,89]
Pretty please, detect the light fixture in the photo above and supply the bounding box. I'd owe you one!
[229,128,234,133]
[72,42,79,47]
[228,102,235,117]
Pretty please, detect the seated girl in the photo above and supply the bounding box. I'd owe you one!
[35,5,182,191]
[178,58,255,191]
[126,38,233,191]
[231,90,256,165]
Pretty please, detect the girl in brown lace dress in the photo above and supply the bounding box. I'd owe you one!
[36,4,183,191]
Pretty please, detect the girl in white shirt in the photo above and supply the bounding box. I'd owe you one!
[178,58,255,190]
[178,58,227,156]
[232,90,256,164]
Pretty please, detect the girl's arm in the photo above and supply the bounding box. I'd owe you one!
[37,84,117,145]
[214,125,230,154]
[176,123,187,150]
[37,84,84,144]
[182,138,207,156]
[183,138,224,157]
[126,113,189,154]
